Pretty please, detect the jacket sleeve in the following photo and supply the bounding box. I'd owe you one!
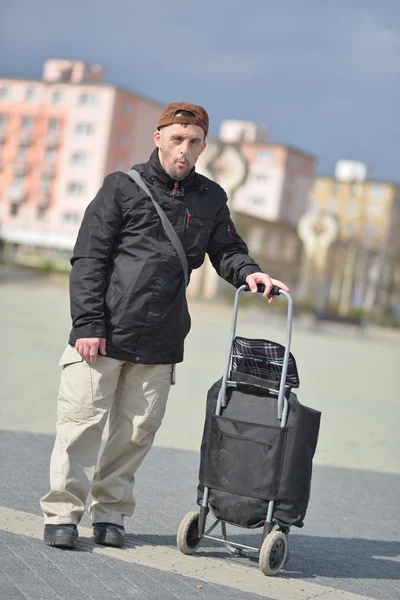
[69,174,123,338]
[207,199,261,288]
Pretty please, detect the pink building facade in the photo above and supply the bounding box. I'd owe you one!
[0,59,162,251]
[225,144,315,227]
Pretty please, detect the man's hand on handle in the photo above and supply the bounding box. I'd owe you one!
[75,338,107,363]
[245,273,290,304]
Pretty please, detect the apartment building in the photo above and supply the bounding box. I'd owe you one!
[189,121,316,298]
[309,161,400,313]
[0,59,162,252]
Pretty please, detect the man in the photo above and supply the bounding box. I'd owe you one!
[40,101,289,550]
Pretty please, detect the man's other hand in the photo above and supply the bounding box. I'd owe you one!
[245,273,290,304]
[75,338,107,363]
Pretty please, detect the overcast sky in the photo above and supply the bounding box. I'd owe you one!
[1,0,399,180]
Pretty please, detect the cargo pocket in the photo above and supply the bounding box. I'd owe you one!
[57,345,95,421]
[205,415,287,500]
[140,364,173,433]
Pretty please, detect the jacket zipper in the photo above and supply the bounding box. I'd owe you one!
[181,207,192,237]
[173,181,191,237]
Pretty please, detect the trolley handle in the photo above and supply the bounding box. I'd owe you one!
[244,284,281,296]
[217,283,292,420]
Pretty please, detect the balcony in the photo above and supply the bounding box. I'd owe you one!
[6,186,26,203]
[19,131,32,146]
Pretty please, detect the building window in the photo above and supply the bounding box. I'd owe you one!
[345,222,355,235]
[10,203,19,217]
[79,93,96,105]
[48,118,60,132]
[365,223,377,236]
[255,173,268,183]
[52,91,64,105]
[368,183,385,199]
[67,182,85,195]
[45,149,55,164]
[22,116,33,130]
[17,146,28,161]
[124,102,133,116]
[13,174,25,187]
[252,196,265,206]
[41,177,51,192]
[75,123,94,135]
[0,114,6,128]
[0,87,9,100]
[257,149,271,160]
[63,212,80,223]
[120,132,128,146]
[347,202,359,217]
[25,88,37,102]
[367,203,382,217]
[37,205,46,220]
[71,152,88,165]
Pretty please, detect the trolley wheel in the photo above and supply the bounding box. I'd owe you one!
[259,531,288,576]
[177,511,201,555]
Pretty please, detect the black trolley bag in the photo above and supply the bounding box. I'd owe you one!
[176,284,321,576]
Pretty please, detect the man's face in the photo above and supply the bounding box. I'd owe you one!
[154,123,206,181]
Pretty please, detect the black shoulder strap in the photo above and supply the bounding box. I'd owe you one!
[126,169,188,287]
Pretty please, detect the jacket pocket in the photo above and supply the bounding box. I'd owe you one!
[185,216,214,265]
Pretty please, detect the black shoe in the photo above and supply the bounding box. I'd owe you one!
[44,524,78,549]
[93,522,125,548]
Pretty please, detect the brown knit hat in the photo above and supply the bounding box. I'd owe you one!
[157,102,209,136]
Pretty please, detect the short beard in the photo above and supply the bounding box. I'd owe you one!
[166,163,192,181]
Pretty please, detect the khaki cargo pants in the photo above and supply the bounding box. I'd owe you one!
[40,345,175,526]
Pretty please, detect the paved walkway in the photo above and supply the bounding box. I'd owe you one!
[1,431,399,600]
[0,269,399,599]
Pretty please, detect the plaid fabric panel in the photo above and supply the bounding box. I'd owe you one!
[231,336,300,388]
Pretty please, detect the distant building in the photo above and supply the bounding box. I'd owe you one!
[309,161,400,314]
[216,120,315,227]
[0,59,162,252]
[189,121,316,298]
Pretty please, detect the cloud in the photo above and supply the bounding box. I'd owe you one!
[1,0,398,178]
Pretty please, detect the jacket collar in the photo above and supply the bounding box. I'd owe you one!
[140,149,206,193]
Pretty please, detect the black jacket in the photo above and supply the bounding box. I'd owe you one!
[68,149,261,364]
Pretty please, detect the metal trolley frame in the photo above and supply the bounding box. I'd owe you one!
[177,284,294,576]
